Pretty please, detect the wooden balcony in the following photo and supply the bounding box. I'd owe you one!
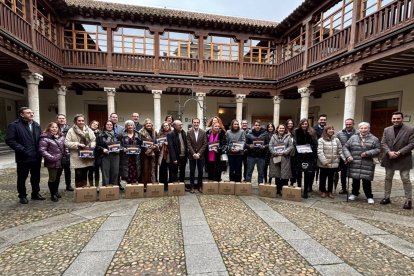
[0,3,31,45]
[62,49,107,69]
[203,60,240,78]
[308,27,351,65]
[159,56,198,75]
[279,53,304,79]
[243,63,278,80]
[113,53,154,72]
[356,0,414,45]
[35,31,61,64]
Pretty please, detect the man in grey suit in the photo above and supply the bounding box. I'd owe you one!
[380,111,414,209]
[187,118,207,193]
[110,113,124,136]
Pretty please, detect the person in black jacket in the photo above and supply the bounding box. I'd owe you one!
[6,107,45,204]
[167,120,188,184]
[56,114,73,191]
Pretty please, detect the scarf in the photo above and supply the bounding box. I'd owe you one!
[73,125,91,145]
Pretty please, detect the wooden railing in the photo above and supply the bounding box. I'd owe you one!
[356,0,414,45]
[308,27,351,65]
[0,3,31,45]
[243,63,278,80]
[278,53,304,79]
[113,53,154,72]
[159,56,198,75]
[35,31,61,64]
[203,60,240,78]
[62,49,107,69]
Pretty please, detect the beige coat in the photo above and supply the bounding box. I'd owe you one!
[65,126,96,169]
[317,136,344,169]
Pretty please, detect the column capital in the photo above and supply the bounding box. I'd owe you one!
[21,72,43,85]
[340,73,362,87]
[298,87,314,98]
[235,94,246,102]
[273,96,283,104]
[196,92,206,97]
[152,90,162,99]
[104,87,116,96]
[55,85,67,96]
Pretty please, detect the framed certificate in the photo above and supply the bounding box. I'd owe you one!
[253,140,264,147]
[273,145,285,153]
[78,147,95,158]
[108,143,121,153]
[126,145,141,155]
[142,140,154,148]
[208,142,219,152]
[156,136,167,145]
[296,144,313,153]
[231,141,245,152]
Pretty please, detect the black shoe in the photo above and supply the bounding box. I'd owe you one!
[51,195,59,202]
[31,194,46,200]
[338,190,348,194]
[119,186,125,191]
[66,186,74,191]
[380,198,391,205]
[302,193,308,199]
[19,197,28,204]
[403,200,412,210]
[56,192,62,198]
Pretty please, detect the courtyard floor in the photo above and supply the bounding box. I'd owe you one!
[0,154,413,275]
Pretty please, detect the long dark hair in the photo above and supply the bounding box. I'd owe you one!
[266,123,275,134]
[296,118,316,138]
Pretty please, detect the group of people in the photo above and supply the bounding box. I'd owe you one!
[5,107,413,209]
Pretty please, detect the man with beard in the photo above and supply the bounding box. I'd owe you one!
[187,118,207,193]
[168,120,188,187]
[226,119,246,182]
[380,111,414,209]
[56,114,74,191]
[313,114,327,193]
[245,120,269,184]
[131,112,143,131]
[241,119,250,181]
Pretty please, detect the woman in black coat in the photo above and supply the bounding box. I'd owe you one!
[205,122,227,181]
[294,118,317,198]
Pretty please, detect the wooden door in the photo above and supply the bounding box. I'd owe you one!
[88,104,107,129]
[370,107,397,139]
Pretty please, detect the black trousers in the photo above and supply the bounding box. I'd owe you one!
[228,155,243,182]
[296,170,313,195]
[242,153,248,181]
[339,160,348,191]
[170,156,187,183]
[16,161,41,198]
[276,178,288,194]
[88,164,100,186]
[75,167,91,187]
[63,162,71,186]
[207,161,221,181]
[319,167,336,193]
[189,158,204,188]
[352,178,373,198]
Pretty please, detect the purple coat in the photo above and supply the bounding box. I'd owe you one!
[39,133,66,168]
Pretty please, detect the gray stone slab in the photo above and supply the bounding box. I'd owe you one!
[99,216,133,231]
[370,234,414,258]
[109,202,140,217]
[314,263,362,276]
[82,230,125,252]
[183,225,215,245]
[63,250,115,276]
[319,209,356,221]
[189,271,229,276]
[185,244,227,274]
[239,196,274,211]
[181,217,208,227]
[255,209,289,223]
[287,239,343,266]
[342,219,388,235]
[268,222,311,241]
[71,200,132,219]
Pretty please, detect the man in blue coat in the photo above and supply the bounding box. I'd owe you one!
[6,107,45,204]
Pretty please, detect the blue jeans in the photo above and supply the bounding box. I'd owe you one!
[246,156,265,183]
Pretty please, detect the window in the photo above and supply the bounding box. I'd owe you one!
[312,0,354,44]
[243,39,276,64]
[282,27,306,61]
[113,27,154,55]
[160,32,197,58]
[3,0,25,18]
[33,0,57,43]
[64,23,107,51]
[205,36,238,61]
[361,0,394,17]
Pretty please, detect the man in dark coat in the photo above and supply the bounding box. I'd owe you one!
[167,120,188,184]
[245,120,269,184]
[131,112,143,131]
[187,118,207,192]
[380,111,414,209]
[56,114,74,191]
[313,114,327,192]
[6,107,45,204]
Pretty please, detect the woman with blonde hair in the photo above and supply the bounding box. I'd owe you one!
[207,116,226,131]
[139,118,159,186]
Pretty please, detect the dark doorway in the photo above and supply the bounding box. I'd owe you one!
[218,106,236,130]
[88,104,108,128]
[369,98,398,139]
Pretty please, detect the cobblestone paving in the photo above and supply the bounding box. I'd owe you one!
[198,195,318,275]
[0,216,106,276]
[361,218,414,244]
[263,199,414,275]
[106,197,186,275]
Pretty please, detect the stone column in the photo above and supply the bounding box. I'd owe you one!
[55,85,67,116]
[152,90,162,131]
[21,72,43,123]
[235,94,246,123]
[273,96,282,125]
[340,73,361,124]
[104,87,116,115]
[196,92,206,129]
[298,87,313,120]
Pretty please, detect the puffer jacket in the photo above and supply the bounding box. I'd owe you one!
[39,133,66,168]
[343,133,380,181]
[317,136,344,168]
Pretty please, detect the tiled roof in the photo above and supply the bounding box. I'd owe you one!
[65,0,279,29]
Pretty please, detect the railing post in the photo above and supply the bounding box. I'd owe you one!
[195,32,208,77]
[348,0,362,50]
[303,17,312,71]
[149,27,164,75]
[102,23,117,72]
[28,0,36,50]
[237,35,248,80]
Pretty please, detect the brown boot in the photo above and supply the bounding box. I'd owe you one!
[403,199,412,210]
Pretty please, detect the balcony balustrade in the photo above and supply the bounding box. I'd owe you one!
[62,49,107,69]
[278,53,304,79]
[35,31,61,64]
[159,56,199,75]
[113,53,154,72]
[0,3,31,45]
[243,63,278,80]
[203,60,240,78]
